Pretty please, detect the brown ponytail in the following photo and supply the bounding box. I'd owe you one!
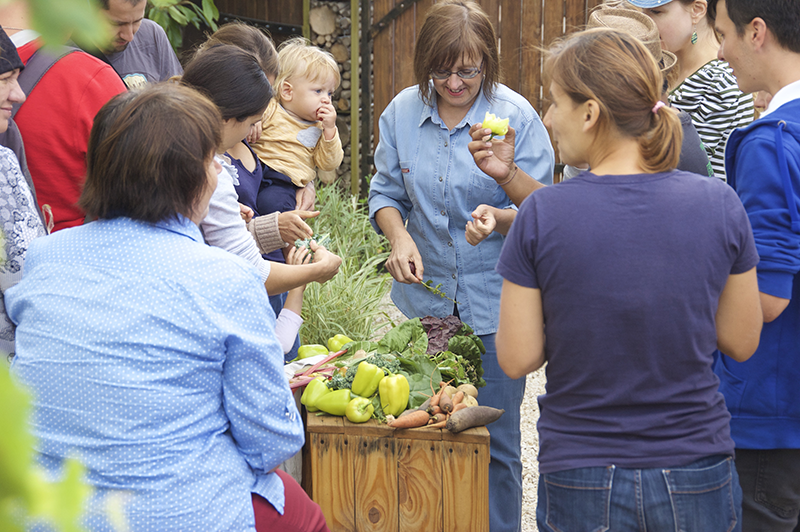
[545,28,682,172]
[640,103,681,173]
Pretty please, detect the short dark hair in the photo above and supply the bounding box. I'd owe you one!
[98,0,144,10]
[710,0,800,53]
[199,22,279,81]
[80,84,222,223]
[413,0,501,106]
[181,44,272,122]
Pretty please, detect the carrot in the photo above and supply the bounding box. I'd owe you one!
[428,405,442,416]
[428,413,447,424]
[429,391,441,409]
[388,410,430,429]
[446,406,505,433]
[418,397,432,412]
[427,419,448,429]
[452,390,465,406]
[398,408,420,419]
[451,402,468,414]
[439,390,453,414]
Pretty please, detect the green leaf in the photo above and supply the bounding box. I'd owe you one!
[167,5,188,25]
[0,366,34,503]
[202,0,217,23]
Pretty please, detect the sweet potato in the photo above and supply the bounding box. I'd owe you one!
[446,406,505,433]
[388,410,430,429]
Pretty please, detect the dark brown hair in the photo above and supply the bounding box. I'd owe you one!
[413,0,500,106]
[181,44,272,122]
[545,28,682,173]
[80,84,221,223]
[199,21,279,80]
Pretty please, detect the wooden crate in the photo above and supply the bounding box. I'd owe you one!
[302,412,490,532]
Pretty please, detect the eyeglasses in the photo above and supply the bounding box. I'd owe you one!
[430,66,483,80]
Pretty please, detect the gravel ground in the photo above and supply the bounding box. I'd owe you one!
[377,295,545,532]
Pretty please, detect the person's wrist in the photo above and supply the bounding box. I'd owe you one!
[497,163,518,186]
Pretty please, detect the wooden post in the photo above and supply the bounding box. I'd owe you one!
[350,0,361,195]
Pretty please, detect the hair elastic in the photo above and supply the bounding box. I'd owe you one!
[652,101,666,114]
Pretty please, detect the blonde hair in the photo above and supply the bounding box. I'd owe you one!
[275,36,340,103]
[413,0,500,106]
[545,28,681,173]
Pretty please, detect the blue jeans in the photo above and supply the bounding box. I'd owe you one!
[479,333,526,532]
[537,455,742,532]
[736,449,800,532]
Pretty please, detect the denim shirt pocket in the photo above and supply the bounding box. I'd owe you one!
[399,160,417,205]
[466,168,505,213]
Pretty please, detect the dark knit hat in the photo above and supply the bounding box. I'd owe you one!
[0,26,24,75]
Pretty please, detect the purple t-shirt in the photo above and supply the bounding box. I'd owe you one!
[496,170,758,474]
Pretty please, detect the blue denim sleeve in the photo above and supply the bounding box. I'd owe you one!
[369,98,414,234]
[513,109,555,186]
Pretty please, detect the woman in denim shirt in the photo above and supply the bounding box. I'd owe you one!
[368,1,554,530]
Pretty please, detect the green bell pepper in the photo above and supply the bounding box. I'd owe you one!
[351,361,385,398]
[300,377,331,412]
[378,373,410,417]
[327,334,354,353]
[315,388,353,416]
[345,397,374,423]
[297,344,329,360]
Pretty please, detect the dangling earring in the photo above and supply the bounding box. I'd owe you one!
[691,25,698,45]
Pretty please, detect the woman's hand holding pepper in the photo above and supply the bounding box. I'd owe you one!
[468,123,516,184]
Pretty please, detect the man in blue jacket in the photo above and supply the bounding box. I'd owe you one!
[711,0,800,530]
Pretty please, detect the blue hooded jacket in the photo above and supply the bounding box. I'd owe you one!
[714,98,800,449]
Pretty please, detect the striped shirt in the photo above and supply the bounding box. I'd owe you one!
[670,59,754,181]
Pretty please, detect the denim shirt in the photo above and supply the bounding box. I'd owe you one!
[369,84,553,334]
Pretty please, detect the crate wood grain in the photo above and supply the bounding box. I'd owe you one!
[303,412,489,532]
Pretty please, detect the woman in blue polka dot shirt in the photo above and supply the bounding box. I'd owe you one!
[7,84,329,531]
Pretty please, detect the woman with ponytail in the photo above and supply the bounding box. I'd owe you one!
[495,28,763,531]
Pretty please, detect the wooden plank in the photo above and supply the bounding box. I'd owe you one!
[520,0,543,112]
[398,440,443,532]
[373,0,394,146]
[481,0,501,40]
[343,417,394,438]
[498,0,522,94]
[542,0,565,165]
[355,436,399,532]
[565,0,585,33]
[305,411,345,434]
[441,425,489,445]
[394,0,417,95]
[309,433,356,532]
[442,440,490,532]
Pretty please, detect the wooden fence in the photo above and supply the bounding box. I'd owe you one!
[211,0,608,185]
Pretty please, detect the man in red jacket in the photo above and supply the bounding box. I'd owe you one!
[0,1,125,231]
